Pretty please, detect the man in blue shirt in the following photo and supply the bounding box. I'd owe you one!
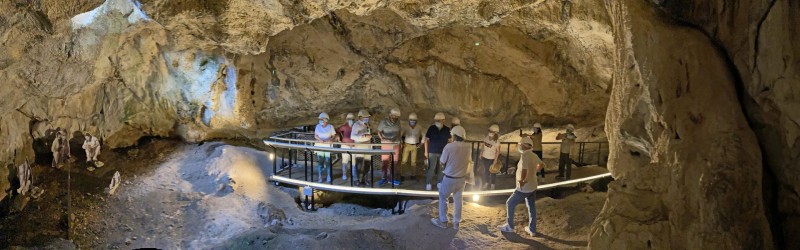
[424,112,451,190]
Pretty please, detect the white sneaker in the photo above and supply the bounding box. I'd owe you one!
[453,223,460,230]
[431,218,448,229]
[524,227,537,237]
[490,184,495,190]
[498,224,513,233]
[426,184,432,191]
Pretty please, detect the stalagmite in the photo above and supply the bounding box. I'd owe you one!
[107,171,121,195]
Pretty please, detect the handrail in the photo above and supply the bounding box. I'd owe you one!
[270,173,612,197]
[269,136,400,147]
[279,129,606,145]
[263,140,395,155]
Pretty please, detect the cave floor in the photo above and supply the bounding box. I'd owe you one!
[1,140,606,249]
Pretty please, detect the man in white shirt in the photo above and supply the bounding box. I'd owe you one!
[498,137,543,237]
[430,126,471,230]
[400,112,423,180]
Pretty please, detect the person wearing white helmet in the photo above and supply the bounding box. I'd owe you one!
[350,109,373,186]
[555,124,578,179]
[451,117,461,128]
[430,125,471,230]
[401,112,423,181]
[478,124,501,190]
[337,113,357,180]
[377,108,403,186]
[424,112,451,190]
[497,136,543,237]
[530,123,545,181]
[315,112,336,183]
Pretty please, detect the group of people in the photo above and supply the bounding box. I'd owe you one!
[309,108,581,236]
[427,119,567,237]
[311,109,579,188]
[50,128,103,170]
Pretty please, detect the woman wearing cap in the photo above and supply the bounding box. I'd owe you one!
[479,124,501,190]
[350,110,373,186]
[555,124,578,179]
[530,123,545,180]
[377,108,403,186]
[337,113,356,180]
[315,112,336,183]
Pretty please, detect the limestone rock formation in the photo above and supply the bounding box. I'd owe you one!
[0,0,612,202]
[589,0,798,248]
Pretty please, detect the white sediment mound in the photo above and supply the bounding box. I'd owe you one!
[71,0,149,29]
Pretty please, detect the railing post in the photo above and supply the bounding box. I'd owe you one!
[310,149,315,182]
[286,149,292,179]
[390,151,395,188]
[349,152,354,187]
[272,146,277,174]
[311,188,315,211]
[505,143,511,174]
[597,142,602,166]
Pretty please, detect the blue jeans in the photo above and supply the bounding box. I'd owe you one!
[438,176,466,224]
[506,190,536,232]
[426,153,442,185]
[317,153,331,181]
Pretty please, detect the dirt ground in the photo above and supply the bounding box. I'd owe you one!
[1,139,606,249]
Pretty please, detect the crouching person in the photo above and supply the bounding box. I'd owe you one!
[431,126,470,230]
[498,137,543,237]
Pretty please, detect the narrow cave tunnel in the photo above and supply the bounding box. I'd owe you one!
[0,0,797,249]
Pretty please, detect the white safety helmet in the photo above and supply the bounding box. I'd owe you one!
[533,123,542,129]
[566,124,575,132]
[451,117,460,125]
[345,113,355,119]
[434,112,445,120]
[408,113,418,120]
[390,108,401,117]
[318,112,330,120]
[489,124,500,133]
[357,110,371,118]
[520,137,534,146]
[451,126,466,138]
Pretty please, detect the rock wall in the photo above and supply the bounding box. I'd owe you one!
[655,0,799,248]
[0,0,612,201]
[590,0,798,248]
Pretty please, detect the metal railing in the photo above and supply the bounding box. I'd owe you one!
[265,131,400,189]
[263,130,611,213]
[465,140,609,174]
